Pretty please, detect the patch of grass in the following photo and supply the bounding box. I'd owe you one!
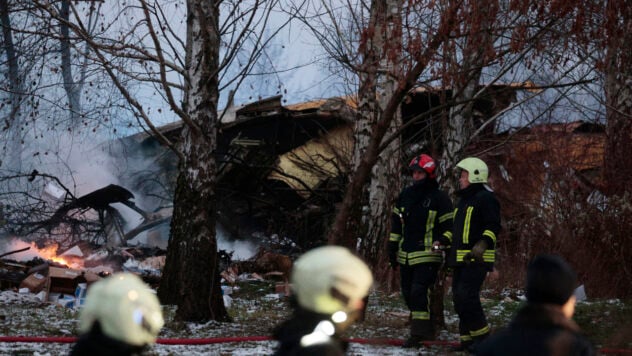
[484,299,523,331]
[574,299,632,348]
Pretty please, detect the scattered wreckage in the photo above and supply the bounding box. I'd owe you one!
[0,239,296,309]
[0,181,297,309]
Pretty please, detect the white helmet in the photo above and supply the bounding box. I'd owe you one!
[456,157,489,183]
[291,246,373,315]
[79,273,164,346]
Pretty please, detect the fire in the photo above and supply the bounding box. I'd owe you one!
[2,238,85,269]
[28,242,84,269]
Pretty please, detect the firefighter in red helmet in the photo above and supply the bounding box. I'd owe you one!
[388,154,453,347]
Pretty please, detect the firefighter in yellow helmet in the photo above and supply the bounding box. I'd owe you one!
[445,157,501,352]
[272,245,373,355]
[70,273,164,356]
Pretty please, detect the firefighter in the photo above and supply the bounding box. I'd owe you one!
[273,245,373,355]
[445,157,501,352]
[388,154,454,347]
[70,273,164,356]
[475,254,596,355]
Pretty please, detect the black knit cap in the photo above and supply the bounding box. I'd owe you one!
[526,254,577,305]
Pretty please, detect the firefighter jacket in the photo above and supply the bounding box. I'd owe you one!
[476,303,596,356]
[389,179,453,266]
[273,307,347,356]
[446,183,501,270]
[70,322,146,356]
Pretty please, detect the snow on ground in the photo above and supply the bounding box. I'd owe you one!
[4,279,627,355]
[0,341,432,355]
[0,286,431,355]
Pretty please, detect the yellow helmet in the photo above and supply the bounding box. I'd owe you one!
[291,246,373,315]
[456,157,489,183]
[79,273,164,346]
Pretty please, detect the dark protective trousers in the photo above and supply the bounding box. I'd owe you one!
[452,264,490,343]
[400,263,439,321]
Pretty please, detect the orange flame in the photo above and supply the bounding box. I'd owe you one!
[29,242,84,269]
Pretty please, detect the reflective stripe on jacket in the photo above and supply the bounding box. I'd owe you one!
[390,179,453,266]
[447,183,501,269]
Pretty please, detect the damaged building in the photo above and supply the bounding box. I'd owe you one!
[110,84,529,249]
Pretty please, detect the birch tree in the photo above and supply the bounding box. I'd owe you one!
[311,0,559,249]
[438,0,499,191]
[307,1,460,251]
[31,0,294,321]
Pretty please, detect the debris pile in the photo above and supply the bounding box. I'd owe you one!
[0,241,166,307]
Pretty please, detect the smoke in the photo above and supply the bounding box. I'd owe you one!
[216,223,257,260]
[0,238,38,261]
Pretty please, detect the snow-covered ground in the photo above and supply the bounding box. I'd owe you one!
[0,340,430,356]
[2,279,629,355]
[0,285,432,355]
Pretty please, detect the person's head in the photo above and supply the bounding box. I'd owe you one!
[79,272,164,348]
[526,254,578,318]
[456,157,488,189]
[291,245,373,329]
[408,154,437,182]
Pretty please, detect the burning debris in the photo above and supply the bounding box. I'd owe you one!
[4,179,171,250]
[1,178,299,307]
[0,237,166,305]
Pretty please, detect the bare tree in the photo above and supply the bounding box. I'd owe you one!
[306,0,550,248]
[58,0,101,127]
[535,1,632,196]
[349,0,403,268]
[600,3,632,196]
[30,0,297,321]
[305,2,460,250]
[295,1,601,333]
[0,0,26,172]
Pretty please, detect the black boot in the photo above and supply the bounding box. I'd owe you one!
[402,319,434,348]
[468,331,490,353]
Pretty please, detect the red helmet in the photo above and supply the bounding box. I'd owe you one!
[408,154,436,179]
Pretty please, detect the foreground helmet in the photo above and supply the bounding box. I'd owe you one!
[291,246,373,315]
[408,154,437,179]
[456,157,488,183]
[79,273,164,346]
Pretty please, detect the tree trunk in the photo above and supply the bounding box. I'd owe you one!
[436,0,499,332]
[157,0,229,322]
[327,3,458,251]
[0,0,23,172]
[60,0,81,125]
[350,0,402,270]
[603,6,632,197]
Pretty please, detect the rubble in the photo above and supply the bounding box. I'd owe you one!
[2,237,298,306]
[18,265,101,307]
[0,239,167,306]
[222,247,293,296]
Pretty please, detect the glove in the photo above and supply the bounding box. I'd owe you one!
[387,241,398,268]
[464,240,488,263]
